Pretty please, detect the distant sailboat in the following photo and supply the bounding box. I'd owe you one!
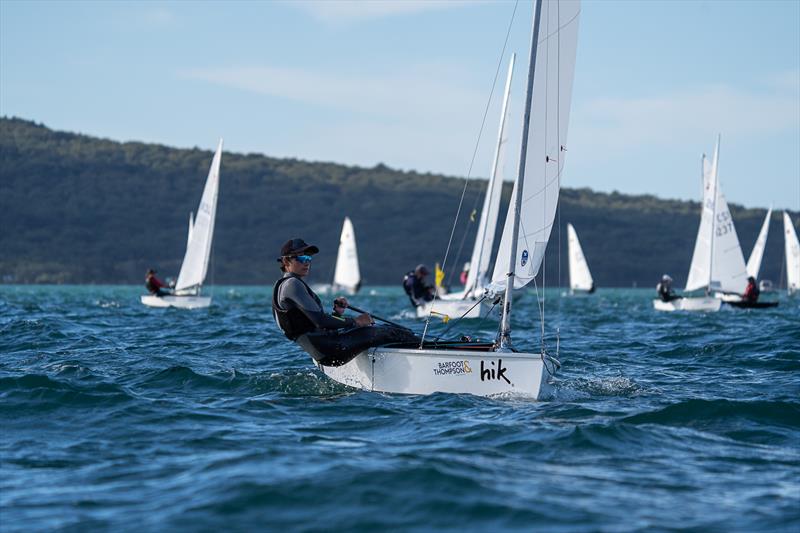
[784,212,800,295]
[141,139,222,309]
[654,136,746,311]
[416,53,515,320]
[746,207,772,280]
[332,216,361,295]
[567,223,594,294]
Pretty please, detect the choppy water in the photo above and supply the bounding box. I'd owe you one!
[1,285,798,531]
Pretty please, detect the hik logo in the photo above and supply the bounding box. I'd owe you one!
[480,359,511,385]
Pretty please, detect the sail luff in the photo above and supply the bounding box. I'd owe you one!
[708,135,720,292]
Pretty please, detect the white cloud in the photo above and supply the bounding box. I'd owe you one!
[143,7,175,27]
[178,64,483,122]
[570,82,800,156]
[285,0,479,25]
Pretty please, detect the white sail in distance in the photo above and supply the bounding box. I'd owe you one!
[685,137,747,294]
[333,217,361,293]
[175,139,223,293]
[746,207,772,279]
[463,53,515,297]
[784,212,800,294]
[490,0,580,291]
[567,223,593,291]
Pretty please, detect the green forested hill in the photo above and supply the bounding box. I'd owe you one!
[0,117,795,288]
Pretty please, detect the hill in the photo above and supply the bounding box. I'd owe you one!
[0,117,795,288]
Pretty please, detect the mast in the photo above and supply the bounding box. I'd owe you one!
[707,135,720,295]
[499,0,543,349]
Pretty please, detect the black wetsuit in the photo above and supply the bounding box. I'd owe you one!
[656,282,680,302]
[273,273,418,367]
[402,271,434,307]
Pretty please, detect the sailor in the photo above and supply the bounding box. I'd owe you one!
[402,264,435,308]
[145,269,171,297]
[273,238,418,366]
[656,274,679,302]
[743,276,760,303]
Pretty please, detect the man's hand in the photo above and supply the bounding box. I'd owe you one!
[354,313,373,327]
[333,297,348,315]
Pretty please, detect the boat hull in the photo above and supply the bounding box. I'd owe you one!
[726,300,779,309]
[652,297,721,312]
[415,299,494,320]
[141,295,211,309]
[317,347,554,399]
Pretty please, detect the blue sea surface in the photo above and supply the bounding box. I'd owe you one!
[1,285,798,531]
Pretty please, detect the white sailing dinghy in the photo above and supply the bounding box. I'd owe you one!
[784,212,800,295]
[141,139,223,309]
[654,137,747,311]
[319,0,580,398]
[417,54,516,320]
[567,223,594,295]
[332,216,361,295]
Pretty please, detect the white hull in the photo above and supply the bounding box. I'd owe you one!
[141,295,211,309]
[713,292,743,303]
[652,297,721,312]
[318,347,554,399]
[569,289,594,297]
[416,298,494,320]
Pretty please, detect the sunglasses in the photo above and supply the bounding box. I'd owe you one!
[292,255,313,264]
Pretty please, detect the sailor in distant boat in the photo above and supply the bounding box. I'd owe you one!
[402,264,435,308]
[273,238,418,367]
[656,274,680,302]
[742,276,760,303]
[145,269,172,297]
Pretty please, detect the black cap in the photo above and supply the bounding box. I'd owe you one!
[278,238,319,261]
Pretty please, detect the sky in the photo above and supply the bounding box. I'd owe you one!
[1,0,798,210]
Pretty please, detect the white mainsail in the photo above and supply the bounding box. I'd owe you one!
[746,207,772,279]
[684,137,747,294]
[567,223,593,292]
[333,216,361,293]
[490,0,580,292]
[175,139,223,294]
[784,212,800,294]
[462,53,516,297]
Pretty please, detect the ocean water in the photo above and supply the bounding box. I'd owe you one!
[1,285,798,532]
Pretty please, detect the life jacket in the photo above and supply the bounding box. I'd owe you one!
[402,271,415,296]
[272,275,320,341]
[145,277,157,293]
